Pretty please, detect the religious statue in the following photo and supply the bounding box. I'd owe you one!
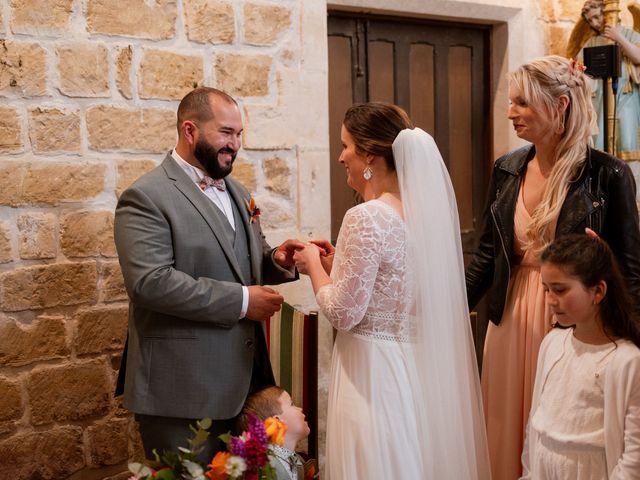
[567,0,640,161]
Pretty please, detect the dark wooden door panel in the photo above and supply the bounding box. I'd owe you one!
[328,13,491,363]
[328,14,490,254]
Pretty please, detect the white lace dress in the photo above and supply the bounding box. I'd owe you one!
[316,200,422,479]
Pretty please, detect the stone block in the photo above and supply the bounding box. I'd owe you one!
[22,162,106,205]
[28,360,111,425]
[243,69,327,150]
[87,0,177,40]
[87,417,130,466]
[252,196,292,230]
[0,40,48,97]
[139,49,203,100]
[28,106,81,153]
[242,104,292,149]
[74,305,128,355]
[116,159,157,197]
[0,376,22,421]
[230,160,257,193]
[0,262,97,311]
[296,148,330,236]
[264,157,290,196]
[244,2,291,45]
[60,210,116,257]
[215,53,271,97]
[0,162,23,205]
[57,43,109,97]
[17,212,57,259]
[549,24,569,56]
[560,1,582,21]
[0,221,12,263]
[0,105,22,152]
[10,0,73,34]
[99,261,127,302]
[87,106,175,153]
[0,427,84,478]
[184,0,235,44]
[0,315,69,367]
[116,46,133,99]
[539,0,556,21]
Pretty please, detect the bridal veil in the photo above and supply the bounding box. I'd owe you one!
[393,128,491,479]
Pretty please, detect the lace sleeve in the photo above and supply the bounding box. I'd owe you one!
[316,205,381,330]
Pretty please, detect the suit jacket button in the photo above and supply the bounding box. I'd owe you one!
[245,339,254,348]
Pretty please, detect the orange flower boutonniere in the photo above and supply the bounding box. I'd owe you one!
[245,197,261,224]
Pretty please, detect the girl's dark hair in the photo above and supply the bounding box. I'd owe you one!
[541,234,640,347]
[343,102,414,171]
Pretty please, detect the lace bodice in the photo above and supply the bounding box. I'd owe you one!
[316,200,416,339]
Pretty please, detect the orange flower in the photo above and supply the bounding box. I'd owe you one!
[305,464,316,480]
[264,417,287,446]
[245,197,261,223]
[206,451,231,480]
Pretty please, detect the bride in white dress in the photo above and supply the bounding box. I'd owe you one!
[294,102,491,479]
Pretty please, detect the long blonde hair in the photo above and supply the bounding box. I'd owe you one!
[508,55,597,254]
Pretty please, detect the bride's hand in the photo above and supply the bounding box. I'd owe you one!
[293,243,321,275]
[309,239,335,274]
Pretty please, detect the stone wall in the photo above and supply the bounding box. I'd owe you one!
[0,0,602,477]
[0,0,328,478]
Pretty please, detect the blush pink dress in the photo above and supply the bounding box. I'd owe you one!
[481,185,555,480]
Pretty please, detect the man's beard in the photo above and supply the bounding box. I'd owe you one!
[194,138,237,179]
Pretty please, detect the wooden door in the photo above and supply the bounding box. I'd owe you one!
[328,13,492,363]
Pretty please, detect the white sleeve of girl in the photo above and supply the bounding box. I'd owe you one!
[610,353,640,479]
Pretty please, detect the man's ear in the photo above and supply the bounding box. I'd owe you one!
[181,121,197,145]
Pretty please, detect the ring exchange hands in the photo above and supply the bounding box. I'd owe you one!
[292,240,335,275]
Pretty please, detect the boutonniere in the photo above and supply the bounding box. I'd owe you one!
[245,196,261,223]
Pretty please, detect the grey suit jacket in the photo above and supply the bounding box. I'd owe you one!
[114,153,296,420]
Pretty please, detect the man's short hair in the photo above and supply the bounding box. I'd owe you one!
[176,87,238,132]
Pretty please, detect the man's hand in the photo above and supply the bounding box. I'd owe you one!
[246,286,284,321]
[273,239,305,268]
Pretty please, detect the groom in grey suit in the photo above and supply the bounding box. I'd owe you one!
[114,87,303,461]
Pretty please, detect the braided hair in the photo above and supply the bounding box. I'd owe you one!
[509,55,597,255]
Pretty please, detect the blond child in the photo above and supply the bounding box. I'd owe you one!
[238,386,312,480]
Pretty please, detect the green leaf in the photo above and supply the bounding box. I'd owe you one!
[218,432,232,446]
[154,469,178,480]
[198,418,212,430]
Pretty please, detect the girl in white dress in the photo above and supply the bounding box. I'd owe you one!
[294,103,490,479]
[522,234,640,479]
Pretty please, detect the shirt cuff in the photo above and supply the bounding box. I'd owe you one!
[240,286,249,319]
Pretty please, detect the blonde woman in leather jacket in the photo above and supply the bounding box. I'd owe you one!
[465,55,640,480]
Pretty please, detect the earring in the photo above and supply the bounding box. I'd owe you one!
[557,113,566,134]
[363,166,373,181]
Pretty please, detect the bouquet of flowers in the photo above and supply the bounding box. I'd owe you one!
[128,415,288,480]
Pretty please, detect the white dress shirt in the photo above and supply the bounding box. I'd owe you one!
[171,149,248,318]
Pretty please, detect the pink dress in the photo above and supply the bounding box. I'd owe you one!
[481,185,555,480]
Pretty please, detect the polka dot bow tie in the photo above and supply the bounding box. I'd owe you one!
[199,176,226,192]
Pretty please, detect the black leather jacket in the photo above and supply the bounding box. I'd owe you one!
[466,145,640,325]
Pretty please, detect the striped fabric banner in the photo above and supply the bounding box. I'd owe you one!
[266,303,318,459]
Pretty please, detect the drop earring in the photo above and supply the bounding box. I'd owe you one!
[363,166,373,180]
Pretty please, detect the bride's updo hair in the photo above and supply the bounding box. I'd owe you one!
[343,102,414,171]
